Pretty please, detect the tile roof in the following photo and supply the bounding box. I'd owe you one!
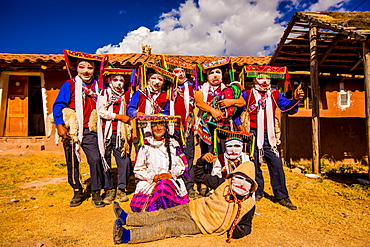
[0,53,271,68]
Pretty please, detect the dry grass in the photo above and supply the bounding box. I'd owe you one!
[0,151,369,247]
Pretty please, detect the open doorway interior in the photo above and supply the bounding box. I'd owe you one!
[28,76,45,136]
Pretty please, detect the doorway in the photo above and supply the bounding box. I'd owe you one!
[4,75,45,137]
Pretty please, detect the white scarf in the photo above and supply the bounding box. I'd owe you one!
[97,88,126,171]
[252,88,279,162]
[211,152,249,178]
[144,88,160,115]
[74,76,85,161]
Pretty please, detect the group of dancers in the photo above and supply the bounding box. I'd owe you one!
[53,50,304,244]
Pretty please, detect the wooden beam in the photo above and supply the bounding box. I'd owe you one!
[291,29,309,33]
[283,44,361,50]
[363,38,370,181]
[350,58,363,72]
[319,35,342,66]
[286,37,309,41]
[309,23,321,174]
[270,14,298,65]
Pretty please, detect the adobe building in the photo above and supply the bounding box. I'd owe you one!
[270,11,370,174]
[0,11,369,178]
[0,49,268,151]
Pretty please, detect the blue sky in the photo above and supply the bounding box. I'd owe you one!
[0,0,368,56]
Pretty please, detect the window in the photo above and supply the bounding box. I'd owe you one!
[338,82,350,108]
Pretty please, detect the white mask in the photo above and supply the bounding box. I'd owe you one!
[207,68,222,86]
[148,73,164,93]
[254,74,271,91]
[225,139,243,160]
[173,68,187,85]
[231,174,252,196]
[77,60,95,82]
[109,75,125,95]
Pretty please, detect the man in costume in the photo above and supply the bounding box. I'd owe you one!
[235,66,304,210]
[194,58,244,155]
[162,57,197,198]
[53,50,108,208]
[112,160,257,244]
[127,63,173,119]
[130,115,189,212]
[194,57,244,196]
[97,68,133,204]
[208,128,254,179]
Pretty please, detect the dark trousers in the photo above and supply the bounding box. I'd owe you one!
[250,130,289,200]
[103,134,132,190]
[63,129,103,191]
[174,129,195,191]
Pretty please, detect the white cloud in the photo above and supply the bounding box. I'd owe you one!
[96,0,351,56]
[308,0,350,12]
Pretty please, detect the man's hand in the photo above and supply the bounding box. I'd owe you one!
[154,173,172,182]
[56,124,70,140]
[217,98,235,109]
[115,114,131,123]
[218,96,245,108]
[210,108,224,121]
[202,153,217,163]
[136,112,145,117]
[237,125,247,132]
[294,84,304,100]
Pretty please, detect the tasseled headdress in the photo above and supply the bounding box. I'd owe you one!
[216,128,255,159]
[239,65,291,94]
[63,49,108,91]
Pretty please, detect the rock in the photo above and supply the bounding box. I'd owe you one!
[291,168,302,174]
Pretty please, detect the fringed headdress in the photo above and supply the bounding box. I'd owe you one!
[103,67,133,93]
[196,57,233,90]
[215,128,255,159]
[239,65,291,94]
[158,55,196,89]
[63,49,108,91]
[135,115,185,146]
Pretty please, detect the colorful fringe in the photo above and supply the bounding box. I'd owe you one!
[197,117,213,145]
[176,146,190,179]
[130,180,189,212]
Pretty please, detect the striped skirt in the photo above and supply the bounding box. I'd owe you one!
[130,179,189,212]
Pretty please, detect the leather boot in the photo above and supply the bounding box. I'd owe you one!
[103,189,115,205]
[70,189,83,207]
[91,190,105,208]
[116,189,129,202]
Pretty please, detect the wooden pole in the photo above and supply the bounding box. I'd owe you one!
[309,23,320,174]
[363,38,370,181]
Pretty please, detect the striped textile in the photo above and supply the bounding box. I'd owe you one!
[130,179,189,212]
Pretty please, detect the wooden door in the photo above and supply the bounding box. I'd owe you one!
[5,76,29,136]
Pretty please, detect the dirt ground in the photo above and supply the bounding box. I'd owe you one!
[0,148,369,247]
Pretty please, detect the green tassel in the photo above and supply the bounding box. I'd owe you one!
[197,64,204,82]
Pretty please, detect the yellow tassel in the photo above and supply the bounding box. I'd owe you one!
[214,128,218,155]
[139,128,144,146]
[143,66,147,89]
[250,135,255,160]
[180,121,186,146]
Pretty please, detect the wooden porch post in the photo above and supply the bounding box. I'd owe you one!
[363,38,370,181]
[309,23,320,174]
